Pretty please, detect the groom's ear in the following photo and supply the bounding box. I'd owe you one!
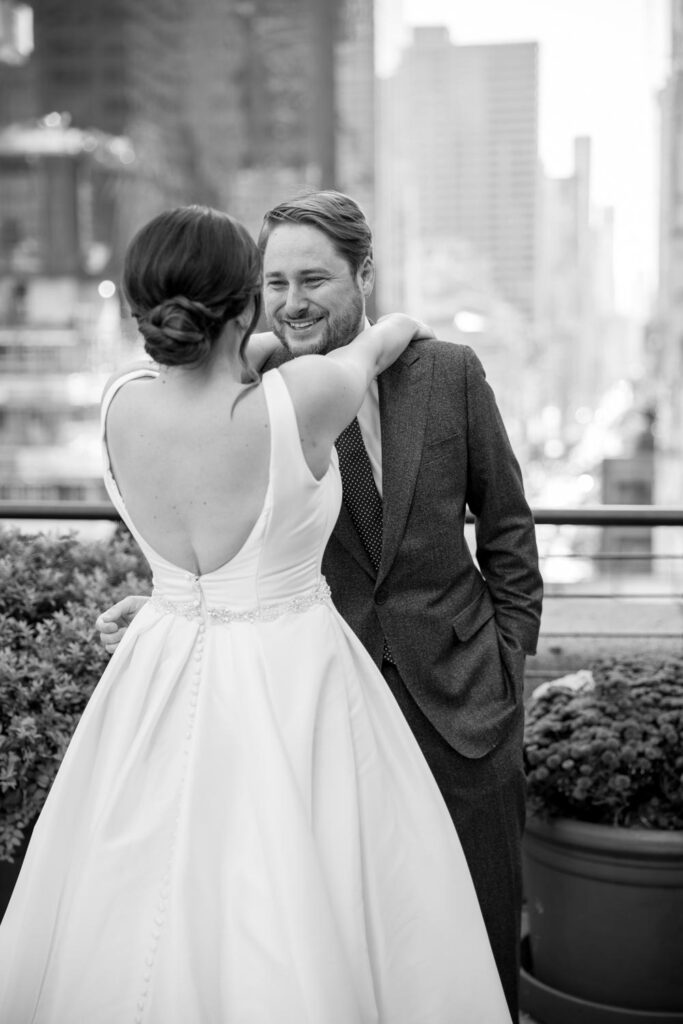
[358,257,375,298]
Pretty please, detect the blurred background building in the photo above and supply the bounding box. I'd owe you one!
[0,0,679,541]
[655,0,683,506]
[377,29,537,319]
[0,118,134,501]
[0,0,374,502]
[376,27,538,448]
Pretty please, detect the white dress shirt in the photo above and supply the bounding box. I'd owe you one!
[354,318,383,496]
[356,378,382,497]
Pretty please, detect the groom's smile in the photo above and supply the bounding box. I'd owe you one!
[283,314,325,336]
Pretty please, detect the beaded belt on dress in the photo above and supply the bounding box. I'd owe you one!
[149,577,332,624]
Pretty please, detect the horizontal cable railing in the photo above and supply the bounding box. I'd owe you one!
[0,500,122,521]
[1,501,683,526]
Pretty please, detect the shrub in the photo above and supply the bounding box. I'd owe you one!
[0,525,151,860]
[524,654,683,829]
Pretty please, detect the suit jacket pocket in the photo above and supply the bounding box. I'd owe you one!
[452,587,495,642]
[420,433,459,468]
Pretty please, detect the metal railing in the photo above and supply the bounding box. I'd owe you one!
[2,500,683,526]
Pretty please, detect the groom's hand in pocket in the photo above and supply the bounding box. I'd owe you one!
[95,595,149,654]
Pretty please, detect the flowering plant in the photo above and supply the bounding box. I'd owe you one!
[0,526,151,861]
[524,654,683,829]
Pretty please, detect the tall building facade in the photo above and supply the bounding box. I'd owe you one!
[375,26,537,450]
[377,27,538,325]
[1,0,242,275]
[535,138,623,429]
[654,0,683,503]
[0,0,376,504]
[0,2,36,124]
[0,123,125,503]
[0,0,375,268]
[229,0,375,239]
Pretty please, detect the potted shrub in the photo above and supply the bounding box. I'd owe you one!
[0,525,151,918]
[521,654,683,1023]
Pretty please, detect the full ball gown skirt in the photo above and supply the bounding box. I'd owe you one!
[0,368,511,1023]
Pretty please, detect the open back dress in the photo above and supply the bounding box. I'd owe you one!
[0,367,510,1023]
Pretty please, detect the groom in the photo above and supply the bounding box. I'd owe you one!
[99,189,542,1020]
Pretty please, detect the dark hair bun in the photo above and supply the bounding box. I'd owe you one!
[137,295,223,366]
[123,206,263,371]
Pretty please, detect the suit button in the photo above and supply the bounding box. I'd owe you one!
[375,586,388,605]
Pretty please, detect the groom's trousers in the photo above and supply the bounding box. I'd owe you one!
[382,660,523,1024]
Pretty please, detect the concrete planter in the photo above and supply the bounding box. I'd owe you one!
[521,816,683,1021]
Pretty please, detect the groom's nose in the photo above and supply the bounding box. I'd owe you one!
[283,282,308,316]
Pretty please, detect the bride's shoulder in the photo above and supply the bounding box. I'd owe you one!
[100,361,159,436]
[101,360,158,403]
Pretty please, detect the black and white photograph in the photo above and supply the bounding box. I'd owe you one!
[0,2,680,1022]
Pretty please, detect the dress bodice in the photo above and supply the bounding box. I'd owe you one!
[101,367,342,615]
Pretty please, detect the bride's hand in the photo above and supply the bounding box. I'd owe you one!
[247,332,281,373]
[377,314,435,342]
[95,595,148,654]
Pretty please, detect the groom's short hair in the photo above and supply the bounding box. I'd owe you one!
[257,189,373,276]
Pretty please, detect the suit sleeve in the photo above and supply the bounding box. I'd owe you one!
[461,345,543,655]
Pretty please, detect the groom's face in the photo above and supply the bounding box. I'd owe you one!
[262,223,371,356]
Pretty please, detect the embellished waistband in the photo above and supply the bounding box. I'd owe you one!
[149,578,332,624]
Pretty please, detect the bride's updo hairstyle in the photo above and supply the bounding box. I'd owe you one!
[122,205,262,373]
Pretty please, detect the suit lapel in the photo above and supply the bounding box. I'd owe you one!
[331,344,433,583]
[377,345,433,584]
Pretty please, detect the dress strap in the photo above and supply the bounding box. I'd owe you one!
[100,365,159,436]
[261,368,319,486]
[100,364,159,521]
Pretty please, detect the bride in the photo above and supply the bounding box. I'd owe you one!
[0,204,511,1023]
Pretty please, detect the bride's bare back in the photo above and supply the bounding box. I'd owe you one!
[104,314,426,576]
[105,372,270,576]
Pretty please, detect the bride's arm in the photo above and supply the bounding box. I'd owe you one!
[246,331,282,373]
[279,314,433,478]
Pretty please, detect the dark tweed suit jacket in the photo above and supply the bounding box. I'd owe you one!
[322,338,543,759]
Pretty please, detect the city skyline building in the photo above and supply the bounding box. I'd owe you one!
[376,27,538,325]
[0,0,376,263]
[0,1,32,66]
[0,0,377,504]
[0,117,136,279]
[374,25,539,455]
[0,0,244,276]
[654,0,683,505]
[535,137,624,431]
[0,120,129,503]
[228,0,375,240]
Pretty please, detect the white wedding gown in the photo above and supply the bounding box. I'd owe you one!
[0,368,510,1023]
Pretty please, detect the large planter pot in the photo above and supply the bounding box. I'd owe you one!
[522,816,683,1021]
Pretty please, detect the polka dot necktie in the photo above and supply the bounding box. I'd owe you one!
[335,417,395,664]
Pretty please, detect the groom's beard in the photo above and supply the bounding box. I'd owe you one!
[268,290,364,357]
